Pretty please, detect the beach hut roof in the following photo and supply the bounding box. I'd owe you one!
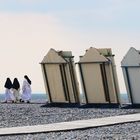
[79,47,109,63]
[121,47,140,67]
[41,48,67,64]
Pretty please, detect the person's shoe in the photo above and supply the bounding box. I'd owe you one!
[27,100,30,103]
[21,100,24,103]
[12,100,15,103]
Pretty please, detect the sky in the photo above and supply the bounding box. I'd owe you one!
[0,0,140,93]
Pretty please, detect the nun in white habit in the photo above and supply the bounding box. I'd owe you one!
[4,78,15,103]
[12,78,21,103]
[21,75,32,103]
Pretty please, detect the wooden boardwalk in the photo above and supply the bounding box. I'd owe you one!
[0,113,140,136]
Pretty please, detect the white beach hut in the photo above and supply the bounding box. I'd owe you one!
[40,48,80,104]
[78,47,120,104]
[121,47,140,104]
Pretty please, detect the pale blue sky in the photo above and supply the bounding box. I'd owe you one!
[0,0,140,30]
[0,0,139,93]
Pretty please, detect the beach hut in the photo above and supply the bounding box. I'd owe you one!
[121,47,140,105]
[40,48,80,104]
[77,47,120,104]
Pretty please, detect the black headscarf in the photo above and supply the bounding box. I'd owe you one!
[24,75,31,85]
[4,78,12,89]
[12,78,20,90]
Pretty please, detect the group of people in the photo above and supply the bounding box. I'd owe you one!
[4,75,32,103]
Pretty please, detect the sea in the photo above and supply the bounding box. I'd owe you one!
[0,93,129,103]
[0,93,47,103]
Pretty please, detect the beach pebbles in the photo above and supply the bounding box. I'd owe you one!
[0,103,139,139]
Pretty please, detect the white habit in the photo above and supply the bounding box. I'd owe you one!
[21,79,32,101]
[5,89,15,102]
[12,89,21,102]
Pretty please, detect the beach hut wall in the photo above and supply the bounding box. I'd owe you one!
[78,47,120,104]
[40,48,80,103]
[121,47,140,104]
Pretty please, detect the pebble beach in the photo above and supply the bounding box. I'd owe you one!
[0,103,139,139]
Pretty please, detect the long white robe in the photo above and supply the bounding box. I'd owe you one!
[21,79,32,101]
[5,88,15,102]
[12,88,21,102]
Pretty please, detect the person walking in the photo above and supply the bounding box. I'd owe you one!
[4,78,15,103]
[12,78,21,103]
[21,75,32,103]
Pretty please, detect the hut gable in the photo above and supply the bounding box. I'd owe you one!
[79,47,108,63]
[121,47,140,67]
[41,48,67,64]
